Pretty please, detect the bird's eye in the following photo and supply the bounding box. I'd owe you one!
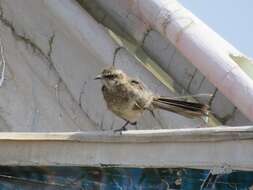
[105,74,117,79]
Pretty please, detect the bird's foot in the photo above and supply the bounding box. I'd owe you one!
[113,121,137,134]
[113,126,127,134]
[131,122,137,126]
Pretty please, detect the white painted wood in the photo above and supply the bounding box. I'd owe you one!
[0,126,252,142]
[0,126,253,170]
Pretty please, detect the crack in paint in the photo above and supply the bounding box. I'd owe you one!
[0,4,97,129]
[141,28,152,47]
[78,81,87,107]
[196,75,206,92]
[175,19,194,43]
[156,8,181,36]
[166,47,177,71]
[78,80,97,128]
[221,107,237,124]
[47,33,55,69]
[113,46,124,66]
[186,68,197,91]
[208,88,218,106]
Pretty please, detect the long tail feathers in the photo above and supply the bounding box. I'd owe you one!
[152,96,209,118]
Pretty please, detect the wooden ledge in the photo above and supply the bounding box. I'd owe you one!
[0,126,252,143]
[0,126,252,170]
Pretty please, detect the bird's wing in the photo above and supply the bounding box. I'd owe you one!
[129,78,145,90]
[133,102,143,110]
[129,78,152,110]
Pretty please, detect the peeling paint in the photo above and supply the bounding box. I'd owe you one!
[141,28,152,46]
[175,18,194,43]
[229,53,253,80]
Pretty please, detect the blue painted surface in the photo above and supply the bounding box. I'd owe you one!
[0,167,252,189]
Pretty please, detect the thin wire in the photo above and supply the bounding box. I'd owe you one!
[112,46,124,66]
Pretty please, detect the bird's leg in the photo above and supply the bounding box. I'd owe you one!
[149,109,156,118]
[113,121,129,133]
[131,121,137,126]
[113,121,137,134]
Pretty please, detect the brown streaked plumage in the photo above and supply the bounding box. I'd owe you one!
[95,67,209,132]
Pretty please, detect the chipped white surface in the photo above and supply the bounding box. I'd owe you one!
[0,126,253,170]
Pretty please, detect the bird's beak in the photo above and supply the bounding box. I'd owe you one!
[94,74,102,80]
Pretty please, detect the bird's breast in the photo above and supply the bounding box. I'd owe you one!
[101,84,144,122]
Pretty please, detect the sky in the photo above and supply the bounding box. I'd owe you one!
[178,0,253,58]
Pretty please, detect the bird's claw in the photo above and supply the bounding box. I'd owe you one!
[113,126,127,134]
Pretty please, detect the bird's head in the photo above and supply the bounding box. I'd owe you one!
[94,67,126,88]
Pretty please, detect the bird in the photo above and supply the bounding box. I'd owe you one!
[95,67,209,132]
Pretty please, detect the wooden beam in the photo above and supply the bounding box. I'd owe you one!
[0,126,252,170]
